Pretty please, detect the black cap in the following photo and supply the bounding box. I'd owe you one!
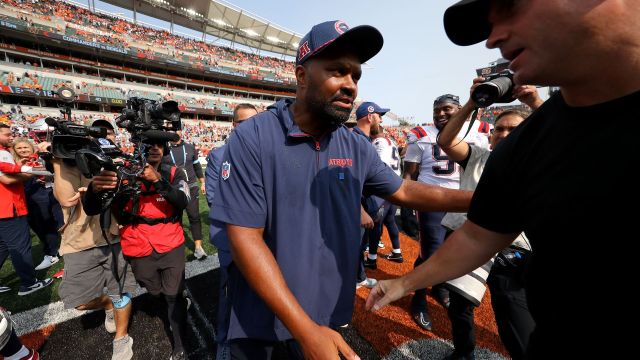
[296,20,383,66]
[91,119,115,130]
[443,0,491,46]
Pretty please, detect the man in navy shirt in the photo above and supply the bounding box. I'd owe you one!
[205,103,258,360]
[212,20,471,360]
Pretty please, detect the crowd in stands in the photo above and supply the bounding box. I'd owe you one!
[1,68,274,112]
[1,0,296,82]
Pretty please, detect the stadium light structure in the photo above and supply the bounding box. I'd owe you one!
[213,18,229,27]
[241,29,259,37]
[266,36,284,44]
[180,7,205,18]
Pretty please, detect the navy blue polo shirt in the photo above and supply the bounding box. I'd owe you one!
[212,98,402,341]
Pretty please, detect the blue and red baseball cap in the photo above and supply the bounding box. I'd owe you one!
[296,20,383,66]
[443,0,491,46]
[355,102,390,120]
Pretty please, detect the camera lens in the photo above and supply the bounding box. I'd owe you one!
[472,76,514,107]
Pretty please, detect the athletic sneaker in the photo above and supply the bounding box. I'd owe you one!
[356,278,377,289]
[377,241,385,249]
[19,348,40,360]
[35,255,59,271]
[105,308,116,333]
[0,284,10,293]
[18,278,53,296]
[363,258,377,270]
[194,246,208,260]
[112,335,133,360]
[412,309,433,332]
[385,252,404,263]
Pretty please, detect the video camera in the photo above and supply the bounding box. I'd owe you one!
[75,97,180,197]
[47,89,180,197]
[46,87,120,161]
[472,61,516,108]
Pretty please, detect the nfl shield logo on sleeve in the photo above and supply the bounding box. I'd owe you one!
[221,161,231,180]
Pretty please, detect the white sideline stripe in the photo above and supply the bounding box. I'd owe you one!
[13,255,221,336]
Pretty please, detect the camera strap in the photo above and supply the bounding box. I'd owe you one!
[460,106,481,142]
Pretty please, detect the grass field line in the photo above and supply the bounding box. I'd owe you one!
[12,255,220,336]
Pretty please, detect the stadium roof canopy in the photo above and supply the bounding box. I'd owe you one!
[99,0,302,58]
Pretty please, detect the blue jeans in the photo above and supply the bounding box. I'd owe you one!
[0,216,36,287]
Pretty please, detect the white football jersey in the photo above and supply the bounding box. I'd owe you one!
[404,122,490,189]
[372,136,401,176]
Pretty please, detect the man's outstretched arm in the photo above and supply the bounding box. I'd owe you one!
[366,220,517,311]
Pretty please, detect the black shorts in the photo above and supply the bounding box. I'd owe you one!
[128,243,185,296]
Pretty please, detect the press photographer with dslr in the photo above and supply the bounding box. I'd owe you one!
[83,113,191,360]
[436,77,542,360]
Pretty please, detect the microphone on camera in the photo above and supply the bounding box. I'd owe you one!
[140,130,180,143]
[45,117,58,127]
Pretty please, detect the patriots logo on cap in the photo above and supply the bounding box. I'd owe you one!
[334,20,349,34]
[367,105,375,113]
[298,41,311,61]
[221,161,231,180]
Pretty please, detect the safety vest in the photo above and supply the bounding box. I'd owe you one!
[119,165,184,257]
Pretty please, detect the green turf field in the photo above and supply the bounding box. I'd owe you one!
[0,195,216,313]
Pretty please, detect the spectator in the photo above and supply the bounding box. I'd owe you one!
[11,138,63,271]
[0,124,52,295]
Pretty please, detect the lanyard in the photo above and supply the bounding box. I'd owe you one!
[169,144,186,165]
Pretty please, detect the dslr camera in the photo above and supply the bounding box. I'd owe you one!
[472,62,516,108]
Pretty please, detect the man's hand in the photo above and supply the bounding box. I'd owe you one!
[200,182,206,195]
[361,209,374,230]
[299,324,360,360]
[140,164,161,183]
[36,141,51,153]
[91,170,118,193]
[469,76,485,98]
[513,85,544,110]
[365,278,410,312]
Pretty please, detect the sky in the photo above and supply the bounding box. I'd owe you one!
[88,0,535,125]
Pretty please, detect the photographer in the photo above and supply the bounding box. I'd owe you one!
[51,144,136,360]
[83,139,191,360]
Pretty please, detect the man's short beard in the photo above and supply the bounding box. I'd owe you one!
[370,122,382,137]
[308,98,351,127]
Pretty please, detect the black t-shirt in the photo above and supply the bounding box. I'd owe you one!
[468,90,640,357]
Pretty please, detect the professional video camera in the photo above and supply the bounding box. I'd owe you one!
[75,97,179,199]
[46,87,120,161]
[472,61,516,108]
